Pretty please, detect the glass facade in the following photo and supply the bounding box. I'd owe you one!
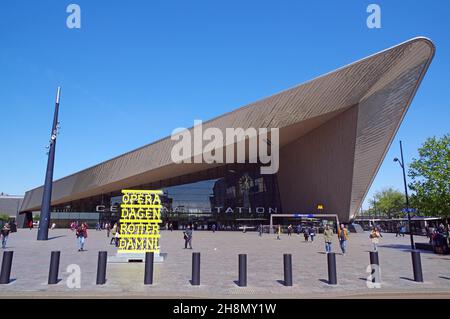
[50,164,282,230]
[160,168,281,229]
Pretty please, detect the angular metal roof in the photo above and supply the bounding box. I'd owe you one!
[20,37,435,219]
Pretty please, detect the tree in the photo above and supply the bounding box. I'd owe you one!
[369,188,405,218]
[408,134,450,217]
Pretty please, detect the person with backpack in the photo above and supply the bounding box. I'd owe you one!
[183,225,193,249]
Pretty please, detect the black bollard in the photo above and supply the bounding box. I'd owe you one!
[238,254,247,287]
[191,252,200,285]
[48,251,60,284]
[327,252,337,285]
[0,251,13,284]
[411,250,423,282]
[96,251,107,285]
[283,254,293,286]
[369,251,381,284]
[144,252,154,285]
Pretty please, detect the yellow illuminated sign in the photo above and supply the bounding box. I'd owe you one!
[317,204,324,210]
[118,189,163,253]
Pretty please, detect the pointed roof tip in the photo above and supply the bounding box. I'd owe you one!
[405,36,436,57]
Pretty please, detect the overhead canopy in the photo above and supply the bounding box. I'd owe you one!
[20,37,435,222]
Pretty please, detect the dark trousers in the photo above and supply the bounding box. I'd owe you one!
[185,237,192,249]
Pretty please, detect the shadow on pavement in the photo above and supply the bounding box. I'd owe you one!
[47,235,67,240]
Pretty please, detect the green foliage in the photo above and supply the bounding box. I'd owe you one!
[369,187,405,218]
[0,214,10,222]
[408,134,450,217]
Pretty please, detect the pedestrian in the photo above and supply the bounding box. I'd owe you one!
[169,222,174,232]
[183,225,193,249]
[1,223,11,249]
[106,222,111,237]
[287,224,293,237]
[276,225,281,240]
[337,224,349,255]
[369,227,382,252]
[303,228,309,242]
[212,224,216,233]
[76,223,87,251]
[296,224,301,236]
[114,225,120,247]
[51,222,56,230]
[400,224,406,237]
[28,219,33,230]
[110,223,117,245]
[258,223,263,237]
[309,227,316,242]
[395,222,401,237]
[323,224,334,253]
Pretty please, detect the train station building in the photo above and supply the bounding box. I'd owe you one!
[19,38,435,229]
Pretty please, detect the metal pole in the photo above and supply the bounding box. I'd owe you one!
[0,251,13,284]
[191,252,200,285]
[369,251,381,284]
[327,252,337,285]
[238,254,247,287]
[400,141,415,250]
[37,87,61,241]
[48,251,60,284]
[144,252,154,285]
[96,251,107,285]
[411,250,423,282]
[283,254,293,286]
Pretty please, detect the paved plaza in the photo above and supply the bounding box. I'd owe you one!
[1,228,450,298]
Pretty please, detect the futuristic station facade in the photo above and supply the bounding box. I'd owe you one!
[19,38,435,229]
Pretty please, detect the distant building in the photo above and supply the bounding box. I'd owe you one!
[0,194,24,224]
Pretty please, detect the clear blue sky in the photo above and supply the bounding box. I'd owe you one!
[0,0,449,211]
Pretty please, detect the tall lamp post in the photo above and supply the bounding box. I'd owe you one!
[37,87,61,241]
[394,140,415,250]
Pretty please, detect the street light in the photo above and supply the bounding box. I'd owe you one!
[394,140,415,250]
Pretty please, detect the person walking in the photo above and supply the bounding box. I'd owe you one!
[400,224,406,237]
[303,227,309,242]
[337,224,349,256]
[76,223,87,251]
[169,222,174,232]
[258,224,263,237]
[323,224,334,253]
[1,223,11,249]
[114,225,120,247]
[309,227,316,242]
[287,224,293,237]
[276,225,281,240]
[106,222,111,237]
[212,224,216,233]
[369,227,382,252]
[110,223,117,245]
[184,225,193,249]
